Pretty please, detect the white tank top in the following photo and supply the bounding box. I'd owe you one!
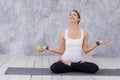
[61,29,84,62]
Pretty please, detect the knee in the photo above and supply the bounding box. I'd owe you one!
[50,62,61,73]
[91,63,99,73]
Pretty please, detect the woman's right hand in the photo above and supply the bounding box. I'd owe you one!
[37,46,47,53]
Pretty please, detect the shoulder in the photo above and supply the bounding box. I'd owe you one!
[60,30,66,39]
[82,29,88,38]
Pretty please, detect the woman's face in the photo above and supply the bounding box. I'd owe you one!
[69,11,80,23]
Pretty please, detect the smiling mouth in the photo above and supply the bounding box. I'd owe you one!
[70,17,75,20]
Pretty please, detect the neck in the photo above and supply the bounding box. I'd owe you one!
[69,22,79,30]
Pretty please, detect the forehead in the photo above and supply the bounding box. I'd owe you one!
[70,11,77,14]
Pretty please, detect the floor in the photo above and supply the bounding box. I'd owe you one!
[0,55,120,80]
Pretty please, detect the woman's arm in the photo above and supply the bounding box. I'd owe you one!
[82,30,108,54]
[46,32,65,55]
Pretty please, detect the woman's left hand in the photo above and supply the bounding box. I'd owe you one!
[99,39,108,44]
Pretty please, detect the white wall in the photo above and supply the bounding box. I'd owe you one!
[0,0,120,57]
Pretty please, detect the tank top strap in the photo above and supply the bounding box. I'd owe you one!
[65,29,68,39]
[81,29,84,40]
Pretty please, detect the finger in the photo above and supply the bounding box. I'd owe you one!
[103,39,108,43]
[37,50,44,52]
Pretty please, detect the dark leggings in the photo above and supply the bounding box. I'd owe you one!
[50,61,99,73]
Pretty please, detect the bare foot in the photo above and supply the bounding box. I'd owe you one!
[80,60,87,63]
[59,59,71,66]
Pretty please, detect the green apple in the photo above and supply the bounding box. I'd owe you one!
[37,46,43,51]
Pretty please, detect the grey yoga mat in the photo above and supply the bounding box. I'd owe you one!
[5,67,120,76]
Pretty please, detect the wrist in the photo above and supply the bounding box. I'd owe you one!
[46,46,49,50]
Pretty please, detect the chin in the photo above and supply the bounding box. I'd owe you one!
[69,21,76,23]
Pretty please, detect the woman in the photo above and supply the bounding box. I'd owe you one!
[38,10,108,73]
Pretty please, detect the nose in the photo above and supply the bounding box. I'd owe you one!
[70,16,75,19]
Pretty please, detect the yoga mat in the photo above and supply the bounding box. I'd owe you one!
[5,67,120,76]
